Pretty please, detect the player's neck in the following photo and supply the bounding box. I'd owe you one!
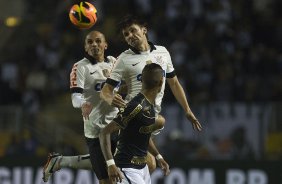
[137,41,150,52]
[94,55,104,62]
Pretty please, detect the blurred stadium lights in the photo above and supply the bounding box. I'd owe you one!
[5,17,21,27]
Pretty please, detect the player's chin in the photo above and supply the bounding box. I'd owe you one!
[129,40,139,47]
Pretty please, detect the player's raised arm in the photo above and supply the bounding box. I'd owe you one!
[100,83,126,108]
[167,76,202,131]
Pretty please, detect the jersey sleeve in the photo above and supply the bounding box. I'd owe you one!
[164,49,176,78]
[108,57,125,84]
[70,63,85,93]
[113,101,142,129]
[107,55,117,71]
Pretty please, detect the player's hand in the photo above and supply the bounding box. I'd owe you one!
[157,159,170,176]
[111,94,126,108]
[186,113,202,131]
[108,165,123,183]
[81,102,93,120]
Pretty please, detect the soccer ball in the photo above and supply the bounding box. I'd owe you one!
[69,1,97,29]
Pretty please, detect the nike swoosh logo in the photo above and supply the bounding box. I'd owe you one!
[90,71,97,75]
[132,62,141,66]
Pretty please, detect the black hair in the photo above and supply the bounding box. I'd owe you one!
[117,14,148,33]
[142,63,163,90]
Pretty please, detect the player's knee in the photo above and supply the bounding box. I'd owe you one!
[146,153,156,174]
[156,115,165,129]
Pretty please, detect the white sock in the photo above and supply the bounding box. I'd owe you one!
[59,154,92,170]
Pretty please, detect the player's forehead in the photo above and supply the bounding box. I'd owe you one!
[86,31,105,42]
[122,24,143,33]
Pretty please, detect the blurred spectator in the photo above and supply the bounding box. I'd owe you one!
[229,126,255,159]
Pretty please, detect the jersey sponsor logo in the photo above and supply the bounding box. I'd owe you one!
[123,104,142,125]
[139,124,157,134]
[132,61,141,66]
[94,82,106,92]
[70,64,78,87]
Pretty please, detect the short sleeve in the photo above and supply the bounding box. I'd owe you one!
[70,63,85,93]
[109,57,125,83]
[164,49,176,78]
[107,55,117,71]
[113,101,142,129]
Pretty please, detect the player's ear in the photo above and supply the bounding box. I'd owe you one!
[143,27,147,35]
[104,42,108,50]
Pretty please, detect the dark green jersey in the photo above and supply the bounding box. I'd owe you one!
[113,93,156,169]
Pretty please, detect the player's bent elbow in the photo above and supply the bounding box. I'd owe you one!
[155,115,165,129]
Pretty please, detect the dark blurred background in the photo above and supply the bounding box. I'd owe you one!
[0,0,282,183]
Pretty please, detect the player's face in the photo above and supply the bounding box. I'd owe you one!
[85,32,107,58]
[122,24,147,48]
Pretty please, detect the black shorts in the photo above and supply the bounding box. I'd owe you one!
[85,134,117,180]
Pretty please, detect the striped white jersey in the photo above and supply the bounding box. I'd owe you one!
[107,43,175,111]
[70,55,119,138]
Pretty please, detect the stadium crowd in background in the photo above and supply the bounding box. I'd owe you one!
[0,0,281,160]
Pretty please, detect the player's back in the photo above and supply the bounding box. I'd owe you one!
[113,93,155,169]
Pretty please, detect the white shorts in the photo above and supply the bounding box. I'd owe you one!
[118,165,151,184]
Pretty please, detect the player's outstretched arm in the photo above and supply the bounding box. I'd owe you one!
[100,83,126,108]
[148,138,170,176]
[99,122,124,183]
[167,76,202,131]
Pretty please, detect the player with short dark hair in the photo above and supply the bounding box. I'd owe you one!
[100,63,170,183]
[100,15,202,172]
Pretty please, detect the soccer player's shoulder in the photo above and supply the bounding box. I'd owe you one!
[71,58,88,69]
[76,58,89,66]
[106,55,117,63]
[154,45,169,53]
[119,49,135,58]
[125,98,143,115]
[106,55,117,67]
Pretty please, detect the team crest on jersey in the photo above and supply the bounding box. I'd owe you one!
[154,56,164,65]
[102,69,110,78]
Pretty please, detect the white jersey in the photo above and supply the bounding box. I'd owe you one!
[108,43,175,111]
[70,56,119,138]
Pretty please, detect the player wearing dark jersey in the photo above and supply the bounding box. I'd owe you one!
[100,63,170,184]
[100,14,202,174]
